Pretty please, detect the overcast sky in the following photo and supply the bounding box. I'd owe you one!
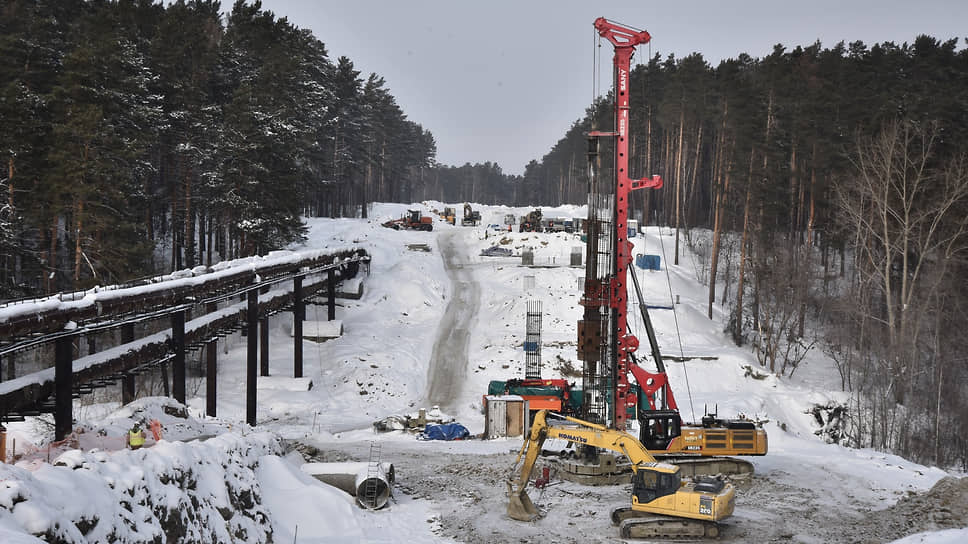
[252,0,966,176]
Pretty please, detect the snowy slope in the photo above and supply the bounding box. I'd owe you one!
[0,201,963,543]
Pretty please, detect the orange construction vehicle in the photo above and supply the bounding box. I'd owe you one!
[382,210,433,231]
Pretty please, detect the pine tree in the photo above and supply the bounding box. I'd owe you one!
[328,56,365,217]
[46,1,161,287]
[149,0,223,268]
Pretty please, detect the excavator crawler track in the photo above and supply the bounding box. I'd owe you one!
[620,517,721,539]
[613,509,721,539]
[659,456,755,477]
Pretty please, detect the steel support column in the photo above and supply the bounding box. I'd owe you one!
[4,352,13,381]
[260,316,270,377]
[171,310,186,403]
[327,269,336,320]
[121,323,135,404]
[160,362,170,398]
[206,338,217,417]
[247,290,258,426]
[54,336,73,441]
[293,276,303,378]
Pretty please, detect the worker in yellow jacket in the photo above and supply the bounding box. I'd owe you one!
[127,424,146,450]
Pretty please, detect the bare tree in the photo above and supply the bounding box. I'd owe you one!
[749,244,815,375]
[836,120,968,404]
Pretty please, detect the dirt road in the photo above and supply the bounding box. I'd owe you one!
[296,437,968,544]
[425,231,480,412]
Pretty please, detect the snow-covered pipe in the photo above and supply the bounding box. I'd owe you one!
[301,462,394,509]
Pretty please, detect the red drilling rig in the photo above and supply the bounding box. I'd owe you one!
[577,18,766,472]
[579,17,663,430]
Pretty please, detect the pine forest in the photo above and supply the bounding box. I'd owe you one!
[1,0,436,295]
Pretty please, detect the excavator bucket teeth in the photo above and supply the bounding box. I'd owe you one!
[507,491,540,521]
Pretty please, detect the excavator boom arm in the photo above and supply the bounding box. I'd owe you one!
[507,415,736,533]
[508,410,676,521]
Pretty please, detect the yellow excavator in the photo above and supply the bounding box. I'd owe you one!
[507,410,735,539]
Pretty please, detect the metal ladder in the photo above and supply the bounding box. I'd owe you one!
[362,442,383,509]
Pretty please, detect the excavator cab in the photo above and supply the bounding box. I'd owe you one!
[631,466,681,504]
[639,409,683,450]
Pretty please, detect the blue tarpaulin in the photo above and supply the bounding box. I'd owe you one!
[419,422,471,441]
[636,254,661,271]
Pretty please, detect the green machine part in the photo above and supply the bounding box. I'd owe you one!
[487,380,584,414]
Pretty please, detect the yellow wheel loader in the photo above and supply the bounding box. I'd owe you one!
[507,410,734,539]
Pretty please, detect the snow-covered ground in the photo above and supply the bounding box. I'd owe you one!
[1,201,965,543]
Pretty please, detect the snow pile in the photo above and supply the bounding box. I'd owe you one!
[877,477,968,537]
[0,424,281,543]
[257,456,365,543]
[890,528,968,544]
[0,394,439,543]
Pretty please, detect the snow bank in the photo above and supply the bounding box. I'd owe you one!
[257,455,365,543]
[889,528,968,544]
[0,429,282,543]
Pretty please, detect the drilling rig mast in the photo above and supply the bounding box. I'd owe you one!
[578,18,662,430]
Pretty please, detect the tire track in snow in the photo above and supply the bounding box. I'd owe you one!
[425,231,480,411]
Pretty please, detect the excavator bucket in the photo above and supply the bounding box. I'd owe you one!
[507,482,540,521]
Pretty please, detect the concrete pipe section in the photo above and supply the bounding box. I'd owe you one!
[354,465,391,509]
[302,462,395,509]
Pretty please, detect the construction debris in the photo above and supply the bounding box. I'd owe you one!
[372,405,452,434]
[480,246,512,257]
[809,402,848,444]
